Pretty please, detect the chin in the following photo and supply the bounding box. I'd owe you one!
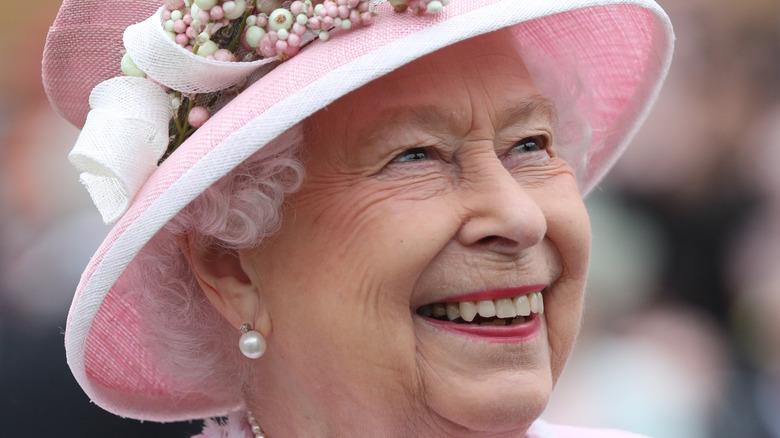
[424,367,553,435]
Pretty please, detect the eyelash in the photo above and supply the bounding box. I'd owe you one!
[390,136,548,163]
[391,147,437,163]
[508,136,548,155]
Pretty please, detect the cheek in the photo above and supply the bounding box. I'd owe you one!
[251,186,471,408]
[292,180,462,291]
[531,176,591,382]
[535,170,591,283]
[256,180,463,346]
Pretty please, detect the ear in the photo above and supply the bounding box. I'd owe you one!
[177,234,272,337]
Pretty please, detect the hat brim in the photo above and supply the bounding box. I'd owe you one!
[57,0,674,422]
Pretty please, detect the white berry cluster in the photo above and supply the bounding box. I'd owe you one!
[161,0,378,61]
[389,0,450,14]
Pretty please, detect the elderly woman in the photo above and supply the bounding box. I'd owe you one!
[43,0,673,436]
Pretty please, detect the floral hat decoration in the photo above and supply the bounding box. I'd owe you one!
[43,0,674,422]
[54,0,453,224]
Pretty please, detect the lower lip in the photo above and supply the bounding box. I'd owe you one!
[419,313,542,343]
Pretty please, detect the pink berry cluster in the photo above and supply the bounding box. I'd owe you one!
[161,0,380,62]
[246,0,375,59]
[161,0,245,61]
[161,0,451,62]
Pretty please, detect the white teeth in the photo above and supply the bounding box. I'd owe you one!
[477,300,497,318]
[445,302,460,321]
[537,292,544,315]
[459,301,477,322]
[495,298,516,318]
[514,295,531,316]
[421,290,545,321]
[529,292,540,314]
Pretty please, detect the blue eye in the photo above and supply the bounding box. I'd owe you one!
[512,136,546,153]
[392,147,430,162]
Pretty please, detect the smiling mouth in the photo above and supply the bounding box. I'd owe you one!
[416,290,544,326]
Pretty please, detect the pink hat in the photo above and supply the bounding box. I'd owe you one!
[43,0,674,422]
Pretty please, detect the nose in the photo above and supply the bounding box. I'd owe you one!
[456,158,547,255]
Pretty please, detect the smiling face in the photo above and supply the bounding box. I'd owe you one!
[238,30,591,437]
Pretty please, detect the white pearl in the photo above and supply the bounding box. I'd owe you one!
[194,0,218,10]
[427,1,443,14]
[194,40,217,56]
[239,330,266,359]
[223,0,246,20]
[120,53,146,78]
[269,8,294,31]
[245,25,265,48]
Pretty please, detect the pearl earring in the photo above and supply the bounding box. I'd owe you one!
[239,323,266,359]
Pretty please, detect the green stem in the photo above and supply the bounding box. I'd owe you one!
[171,96,196,153]
[172,92,184,134]
[227,0,258,53]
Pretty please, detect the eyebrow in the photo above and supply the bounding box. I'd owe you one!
[496,95,557,132]
[358,95,558,146]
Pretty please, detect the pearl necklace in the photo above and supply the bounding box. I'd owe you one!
[247,411,268,438]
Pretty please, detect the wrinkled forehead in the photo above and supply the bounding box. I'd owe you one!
[306,29,546,142]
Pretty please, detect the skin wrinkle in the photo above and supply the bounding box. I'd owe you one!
[360,97,557,176]
[512,161,577,190]
[416,248,557,310]
[361,105,464,153]
[379,166,455,201]
[413,334,547,437]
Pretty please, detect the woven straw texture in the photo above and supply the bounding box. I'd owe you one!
[43,0,674,422]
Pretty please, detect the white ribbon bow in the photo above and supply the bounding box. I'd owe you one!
[70,7,281,224]
[69,76,171,224]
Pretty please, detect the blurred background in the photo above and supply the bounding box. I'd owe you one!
[1,0,779,436]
